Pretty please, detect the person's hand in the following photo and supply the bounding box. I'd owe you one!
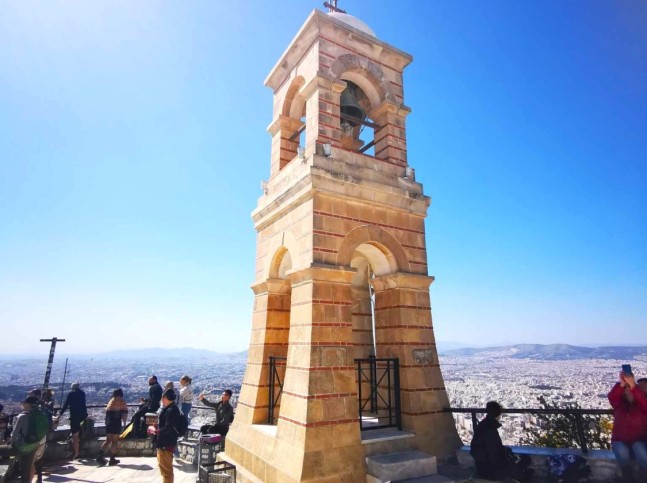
[199,392,205,401]
[619,372,627,387]
[624,374,637,389]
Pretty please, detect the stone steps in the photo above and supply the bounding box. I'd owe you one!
[362,428,417,457]
[366,450,438,483]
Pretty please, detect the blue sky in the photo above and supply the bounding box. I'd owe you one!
[1,0,645,356]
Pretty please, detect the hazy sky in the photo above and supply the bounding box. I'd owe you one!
[1,0,645,357]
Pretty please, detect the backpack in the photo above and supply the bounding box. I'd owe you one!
[547,454,590,482]
[15,408,49,454]
[26,408,49,444]
[174,412,189,437]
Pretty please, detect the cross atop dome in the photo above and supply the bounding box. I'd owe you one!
[323,0,346,14]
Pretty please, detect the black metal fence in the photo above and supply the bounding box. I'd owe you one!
[268,356,287,424]
[356,357,401,431]
[444,407,613,454]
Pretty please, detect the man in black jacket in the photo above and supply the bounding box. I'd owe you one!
[155,389,182,483]
[55,382,88,459]
[198,389,234,436]
[470,401,533,481]
[131,375,163,438]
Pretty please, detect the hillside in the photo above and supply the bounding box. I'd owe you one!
[440,343,647,360]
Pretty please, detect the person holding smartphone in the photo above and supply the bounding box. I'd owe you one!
[608,366,647,482]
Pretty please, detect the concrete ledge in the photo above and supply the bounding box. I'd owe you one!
[457,445,619,481]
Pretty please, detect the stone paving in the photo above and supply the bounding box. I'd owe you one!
[9,457,198,483]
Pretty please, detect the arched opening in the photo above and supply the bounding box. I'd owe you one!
[338,79,377,156]
[279,77,306,170]
[266,248,293,424]
[330,54,393,159]
[349,241,396,360]
[349,241,402,430]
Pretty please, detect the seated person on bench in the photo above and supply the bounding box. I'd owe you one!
[198,390,234,436]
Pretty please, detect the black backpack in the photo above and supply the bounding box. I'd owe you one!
[174,412,189,437]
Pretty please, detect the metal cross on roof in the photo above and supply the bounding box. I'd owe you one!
[324,0,346,14]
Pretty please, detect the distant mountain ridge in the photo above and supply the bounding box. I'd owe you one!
[440,343,647,360]
[3,344,646,361]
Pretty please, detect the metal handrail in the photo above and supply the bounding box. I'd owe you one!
[444,407,614,454]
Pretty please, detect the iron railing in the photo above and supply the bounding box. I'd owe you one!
[444,407,613,454]
[356,356,401,431]
[268,356,287,424]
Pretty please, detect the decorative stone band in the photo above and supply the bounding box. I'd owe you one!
[282,391,355,400]
[401,409,446,416]
[400,387,447,392]
[282,365,355,372]
[313,210,425,235]
[278,415,358,428]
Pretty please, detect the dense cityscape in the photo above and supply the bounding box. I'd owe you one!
[1,346,644,445]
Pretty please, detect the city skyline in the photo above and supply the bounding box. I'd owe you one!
[1,0,645,355]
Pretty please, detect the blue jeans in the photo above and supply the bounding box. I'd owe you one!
[181,402,192,423]
[612,441,647,468]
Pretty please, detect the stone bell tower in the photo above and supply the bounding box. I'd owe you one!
[223,7,461,482]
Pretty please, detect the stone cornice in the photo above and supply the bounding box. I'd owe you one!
[267,115,305,136]
[265,9,413,92]
[251,278,292,295]
[370,273,435,291]
[286,263,356,285]
[299,72,347,100]
[369,100,412,120]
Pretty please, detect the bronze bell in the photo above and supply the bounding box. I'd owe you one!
[340,83,365,126]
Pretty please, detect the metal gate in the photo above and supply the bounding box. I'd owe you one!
[267,356,287,424]
[356,356,401,430]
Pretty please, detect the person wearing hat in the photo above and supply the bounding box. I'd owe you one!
[470,401,533,481]
[154,388,182,483]
[55,382,88,460]
[11,395,48,482]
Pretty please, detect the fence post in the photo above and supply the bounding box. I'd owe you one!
[393,358,402,431]
[369,354,377,413]
[574,412,588,454]
[357,359,364,430]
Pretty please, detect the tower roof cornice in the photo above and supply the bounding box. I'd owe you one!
[264,9,413,92]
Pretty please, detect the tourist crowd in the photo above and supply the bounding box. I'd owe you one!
[0,374,235,483]
[1,368,646,482]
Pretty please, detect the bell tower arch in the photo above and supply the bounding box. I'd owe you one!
[224,8,461,482]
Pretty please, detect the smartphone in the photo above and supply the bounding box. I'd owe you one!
[622,364,633,376]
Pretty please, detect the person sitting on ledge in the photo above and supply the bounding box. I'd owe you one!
[470,401,533,482]
[198,389,234,436]
[130,375,163,438]
[608,370,647,483]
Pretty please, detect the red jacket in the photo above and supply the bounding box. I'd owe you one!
[608,383,647,444]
